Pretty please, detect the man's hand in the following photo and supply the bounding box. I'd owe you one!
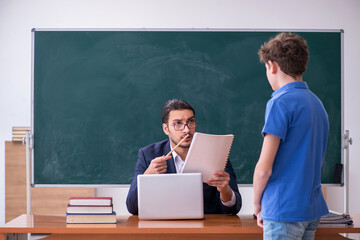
[144,155,171,174]
[206,171,232,202]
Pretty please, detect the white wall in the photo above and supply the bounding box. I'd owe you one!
[1,0,360,225]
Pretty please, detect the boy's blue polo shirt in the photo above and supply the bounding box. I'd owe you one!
[261,81,329,222]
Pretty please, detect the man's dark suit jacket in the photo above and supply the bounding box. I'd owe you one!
[126,139,242,215]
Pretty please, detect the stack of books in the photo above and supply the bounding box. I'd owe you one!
[320,210,353,226]
[12,127,30,142]
[66,197,117,224]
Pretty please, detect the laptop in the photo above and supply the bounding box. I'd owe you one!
[137,173,204,220]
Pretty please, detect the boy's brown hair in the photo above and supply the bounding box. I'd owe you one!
[258,32,309,78]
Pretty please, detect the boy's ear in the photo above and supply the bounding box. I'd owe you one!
[267,60,278,74]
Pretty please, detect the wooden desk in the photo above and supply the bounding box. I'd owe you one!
[1,214,359,240]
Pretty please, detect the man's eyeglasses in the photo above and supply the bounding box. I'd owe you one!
[168,120,197,131]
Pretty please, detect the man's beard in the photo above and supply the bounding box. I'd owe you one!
[170,135,191,149]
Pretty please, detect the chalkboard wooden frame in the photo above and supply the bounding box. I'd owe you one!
[31,28,343,186]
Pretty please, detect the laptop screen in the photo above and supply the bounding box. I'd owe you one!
[137,173,204,220]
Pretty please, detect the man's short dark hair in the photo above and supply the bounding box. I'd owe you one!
[161,99,195,123]
[258,32,309,78]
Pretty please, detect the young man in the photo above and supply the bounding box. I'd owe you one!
[253,33,329,239]
[126,99,242,215]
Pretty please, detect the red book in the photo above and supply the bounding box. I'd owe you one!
[69,197,112,206]
[67,204,113,214]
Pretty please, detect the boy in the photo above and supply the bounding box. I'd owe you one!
[253,33,329,239]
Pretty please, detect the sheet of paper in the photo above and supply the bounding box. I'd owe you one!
[182,132,234,182]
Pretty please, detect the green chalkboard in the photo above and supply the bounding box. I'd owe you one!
[32,29,342,185]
